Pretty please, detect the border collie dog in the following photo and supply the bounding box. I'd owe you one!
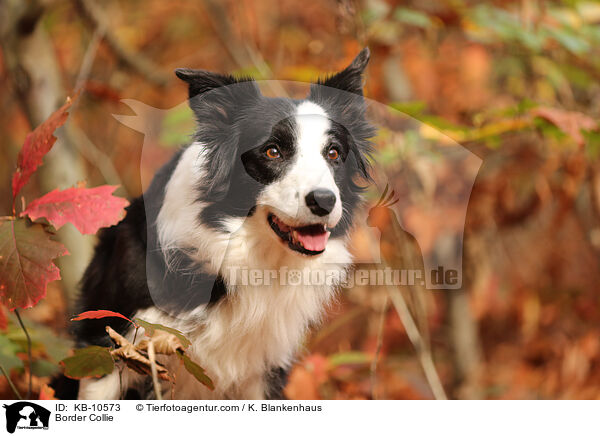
[63,48,374,400]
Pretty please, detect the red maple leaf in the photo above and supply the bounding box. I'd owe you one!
[71,310,135,325]
[0,218,68,310]
[21,185,129,235]
[11,95,77,207]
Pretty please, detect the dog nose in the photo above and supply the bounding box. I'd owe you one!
[305,189,336,217]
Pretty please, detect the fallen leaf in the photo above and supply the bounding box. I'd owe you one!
[106,326,171,381]
[21,185,129,235]
[0,218,68,310]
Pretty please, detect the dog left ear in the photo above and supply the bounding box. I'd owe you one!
[314,47,370,96]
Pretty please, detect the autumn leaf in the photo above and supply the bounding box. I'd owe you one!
[60,345,115,379]
[134,318,192,349]
[0,218,68,310]
[11,96,77,205]
[21,185,129,235]
[71,309,135,326]
[176,350,215,390]
[138,329,184,355]
[106,326,171,381]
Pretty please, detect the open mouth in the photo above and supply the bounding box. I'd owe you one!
[268,213,331,256]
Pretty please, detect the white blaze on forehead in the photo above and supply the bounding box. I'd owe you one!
[293,101,341,224]
[295,101,330,151]
[294,101,332,174]
[256,100,343,228]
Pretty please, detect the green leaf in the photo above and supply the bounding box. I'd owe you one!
[328,351,371,367]
[31,359,59,377]
[134,318,191,349]
[60,346,114,379]
[389,101,426,117]
[393,8,432,28]
[545,26,591,55]
[0,335,23,371]
[159,105,194,148]
[176,350,214,390]
[583,130,600,160]
[6,312,72,363]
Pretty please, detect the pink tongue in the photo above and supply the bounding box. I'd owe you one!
[296,230,331,252]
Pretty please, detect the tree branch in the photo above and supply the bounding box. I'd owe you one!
[73,0,170,87]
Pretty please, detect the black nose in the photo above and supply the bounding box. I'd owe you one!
[305,189,337,217]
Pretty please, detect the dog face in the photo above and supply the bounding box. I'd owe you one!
[175,48,374,257]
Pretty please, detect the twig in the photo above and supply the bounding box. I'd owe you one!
[67,125,128,195]
[74,27,105,95]
[73,0,169,86]
[118,366,124,400]
[363,220,447,400]
[386,284,447,400]
[0,364,23,400]
[14,309,32,399]
[64,21,129,192]
[132,325,139,345]
[147,340,162,400]
[369,295,388,400]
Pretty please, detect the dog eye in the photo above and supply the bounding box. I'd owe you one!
[265,147,281,159]
[327,147,340,161]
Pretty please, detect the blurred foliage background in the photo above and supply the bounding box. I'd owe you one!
[1,0,600,399]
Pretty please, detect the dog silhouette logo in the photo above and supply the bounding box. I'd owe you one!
[2,402,50,433]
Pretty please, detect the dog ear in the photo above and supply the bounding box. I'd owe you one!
[174,69,259,122]
[174,69,262,200]
[312,47,370,95]
[175,69,242,99]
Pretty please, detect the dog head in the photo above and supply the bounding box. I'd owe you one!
[175,48,375,257]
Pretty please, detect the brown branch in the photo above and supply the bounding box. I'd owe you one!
[73,0,169,86]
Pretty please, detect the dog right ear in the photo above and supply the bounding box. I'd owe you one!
[174,69,260,123]
[175,69,261,200]
[175,69,239,99]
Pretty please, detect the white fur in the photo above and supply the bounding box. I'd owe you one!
[78,102,353,400]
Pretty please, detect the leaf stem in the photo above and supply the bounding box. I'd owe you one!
[132,325,139,344]
[14,309,32,399]
[0,364,23,400]
[147,340,162,400]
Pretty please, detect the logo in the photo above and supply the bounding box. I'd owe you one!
[2,402,50,434]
